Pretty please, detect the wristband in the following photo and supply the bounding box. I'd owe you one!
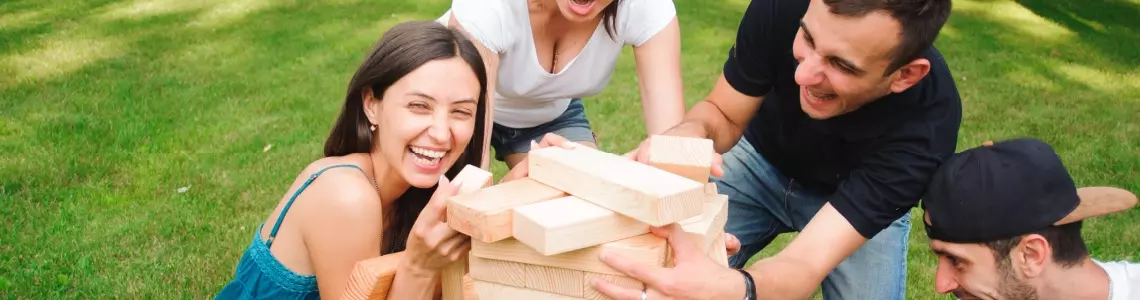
[735,268,755,300]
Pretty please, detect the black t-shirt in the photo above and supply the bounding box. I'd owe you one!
[722,0,962,238]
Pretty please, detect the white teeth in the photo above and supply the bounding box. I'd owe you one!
[413,155,441,166]
[410,146,446,159]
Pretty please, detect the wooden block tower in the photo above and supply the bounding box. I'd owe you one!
[464,135,725,299]
[342,135,727,300]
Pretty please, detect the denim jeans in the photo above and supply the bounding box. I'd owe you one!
[714,138,910,300]
[489,98,597,162]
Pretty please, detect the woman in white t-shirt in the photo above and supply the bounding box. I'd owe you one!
[437,0,685,172]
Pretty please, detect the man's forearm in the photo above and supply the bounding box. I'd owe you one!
[743,256,829,300]
[667,100,744,153]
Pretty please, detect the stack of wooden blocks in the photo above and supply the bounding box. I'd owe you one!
[453,135,728,299]
[340,135,728,300]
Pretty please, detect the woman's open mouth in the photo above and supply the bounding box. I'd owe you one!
[568,0,596,15]
[408,146,445,167]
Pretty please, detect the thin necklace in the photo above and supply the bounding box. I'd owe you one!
[365,153,383,197]
[367,153,397,253]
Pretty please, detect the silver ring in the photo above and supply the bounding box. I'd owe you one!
[640,289,647,300]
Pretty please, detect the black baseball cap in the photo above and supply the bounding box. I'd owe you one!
[921,137,1137,243]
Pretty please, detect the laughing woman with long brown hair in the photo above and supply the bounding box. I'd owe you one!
[216,20,489,300]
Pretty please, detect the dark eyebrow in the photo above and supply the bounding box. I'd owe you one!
[800,20,814,46]
[407,92,437,102]
[931,248,967,262]
[408,92,477,105]
[799,20,867,76]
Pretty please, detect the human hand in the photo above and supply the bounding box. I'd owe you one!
[499,133,580,183]
[725,232,741,257]
[591,224,746,300]
[400,176,470,277]
[623,136,725,178]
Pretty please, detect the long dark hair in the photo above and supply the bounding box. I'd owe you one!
[323,20,489,254]
[601,0,621,40]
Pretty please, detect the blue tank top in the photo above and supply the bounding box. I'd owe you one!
[215,164,367,300]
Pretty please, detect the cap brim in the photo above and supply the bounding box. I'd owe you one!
[1054,187,1138,225]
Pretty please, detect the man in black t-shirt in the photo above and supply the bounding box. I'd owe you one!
[593,0,962,299]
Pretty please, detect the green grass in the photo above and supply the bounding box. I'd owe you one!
[0,0,1136,298]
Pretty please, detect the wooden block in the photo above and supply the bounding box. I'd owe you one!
[584,273,643,300]
[680,194,729,247]
[704,182,718,195]
[442,165,495,300]
[527,145,704,226]
[646,135,715,183]
[525,263,585,297]
[469,255,527,288]
[447,178,568,243]
[453,164,494,194]
[341,251,404,300]
[471,234,666,276]
[513,196,650,255]
[474,280,585,300]
[709,233,729,267]
[472,256,646,299]
[668,194,728,268]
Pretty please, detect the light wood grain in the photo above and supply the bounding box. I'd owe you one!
[442,165,495,300]
[469,255,527,288]
[447,178,567,243]
[472,256,647,299]
[470,234,666,276]
[646,135,715,183]
[340,251,404,300]
[513,196,650,255]
[474,280,586,300]
[583,273,644,300]
[527,145,704,226]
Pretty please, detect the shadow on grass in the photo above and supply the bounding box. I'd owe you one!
[1,0,452,298]
[1016,0,1140,68]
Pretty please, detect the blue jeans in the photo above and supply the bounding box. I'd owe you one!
[715,138,910,300]
[490,98,597,161]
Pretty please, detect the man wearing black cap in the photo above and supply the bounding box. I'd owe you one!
[921,138,1139,300]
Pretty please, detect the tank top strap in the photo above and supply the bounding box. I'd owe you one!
[265,164,366,248]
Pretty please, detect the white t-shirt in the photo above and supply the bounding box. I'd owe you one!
[437,0,676,128]
[1095,259,1139,300]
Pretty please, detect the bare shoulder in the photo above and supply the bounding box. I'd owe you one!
[295,156,383,222]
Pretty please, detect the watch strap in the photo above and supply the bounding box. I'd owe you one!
[735,268,756,300]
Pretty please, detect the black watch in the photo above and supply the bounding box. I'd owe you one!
[735,268,756,300]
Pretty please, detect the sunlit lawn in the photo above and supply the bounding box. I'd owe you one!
[1,0,1136,298]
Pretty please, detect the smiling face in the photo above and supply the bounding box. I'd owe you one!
[363,56,481,188]
[553,0,615,23]
[929,239,1040,300]
[791,0,927,119]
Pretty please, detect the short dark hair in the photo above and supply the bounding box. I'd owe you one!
[323,20,488,254]
[982,221,1090,268]
[823,0,952,74]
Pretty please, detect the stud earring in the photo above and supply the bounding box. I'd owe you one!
[370,124,376,131]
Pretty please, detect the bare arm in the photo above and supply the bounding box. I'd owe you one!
[385,263,441,300]
[662,73,764,153]
[449,14,500,170]
[304,177,386,299]
[743,203,867,299]
[631,17,686,136]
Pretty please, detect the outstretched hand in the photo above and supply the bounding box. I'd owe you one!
[591,224,745,300]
